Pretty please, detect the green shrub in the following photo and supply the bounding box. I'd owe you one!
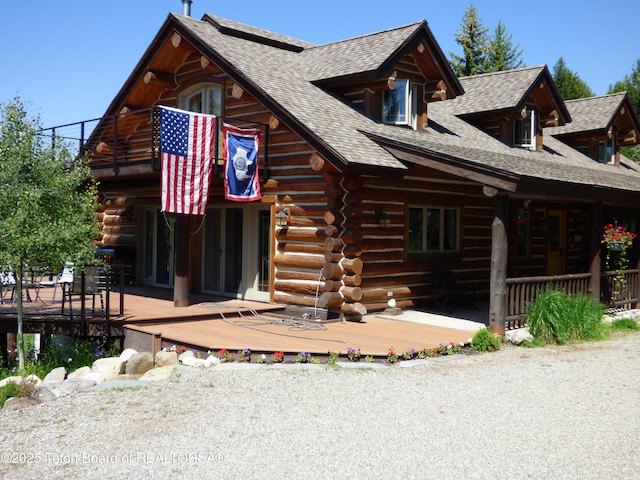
[471,327,502,352]
[526,288,606,344]
[0,380,21,406]
[1,335,120,382]
[608,318,640,332]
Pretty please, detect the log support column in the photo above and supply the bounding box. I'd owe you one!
[173,214,190,307]
[489,194,508,335]
[588,203,603,303]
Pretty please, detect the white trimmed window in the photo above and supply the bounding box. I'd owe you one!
[180,83,223,115]
[408,206,459,252]
[598,135,615,164]
[514,110,536,149]
[383,79,418,128]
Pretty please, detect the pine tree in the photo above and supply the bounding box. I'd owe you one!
[486,21,524,72]
[609,58,640,114]
[449,4,490,77]
[552,57,594,100]
[609,59,640,162]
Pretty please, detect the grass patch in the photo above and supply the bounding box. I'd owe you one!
[526,289,606,344]
[607,318,640,332]
[0,380,21,406]
[520,338,546,348]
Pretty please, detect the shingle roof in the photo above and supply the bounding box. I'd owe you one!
[369,100,640,193]
[298,22,424,82]
[203,14,316,50]
[175,14,406,170]
[170,14,640,196]
[547,93,626,136]
[445,66,547,115]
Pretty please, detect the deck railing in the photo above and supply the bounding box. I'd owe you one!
[505,270,639,329]
[600,269,639,309]
[505,273,592,329]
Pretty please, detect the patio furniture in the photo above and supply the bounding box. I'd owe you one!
[0,271,16,304]
[431,270,477,309]
[35,264,74,304]
[61,266,106,317]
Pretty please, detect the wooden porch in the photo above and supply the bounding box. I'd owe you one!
[0,284,484,359]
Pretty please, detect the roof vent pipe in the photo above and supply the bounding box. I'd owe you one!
[182,0,192,16]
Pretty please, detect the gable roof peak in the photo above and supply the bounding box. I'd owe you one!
[305,20,426,50]
[459,64,547,82]
[201,13,315,52]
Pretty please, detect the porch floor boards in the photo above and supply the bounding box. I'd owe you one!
[1,285,485,358]
[117,288,482,357]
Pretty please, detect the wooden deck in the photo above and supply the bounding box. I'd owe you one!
[1,285,486,359]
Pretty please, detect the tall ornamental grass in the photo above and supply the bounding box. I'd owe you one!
[526,288,606,344]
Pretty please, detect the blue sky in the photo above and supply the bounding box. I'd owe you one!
[2,0,638,128]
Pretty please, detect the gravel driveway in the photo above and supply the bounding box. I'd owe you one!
[1,332,639,479]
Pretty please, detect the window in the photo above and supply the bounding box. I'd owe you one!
[408,206,458,252]
[514,110,536,149]
[383,79,418,128]
[181,83,222,115]
[598,135,615,164]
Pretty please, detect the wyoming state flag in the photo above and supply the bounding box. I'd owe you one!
[223,124,261,202]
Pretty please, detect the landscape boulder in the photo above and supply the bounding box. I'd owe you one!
[155,350,179,367]
[125,352,154,376]
[140,365,176,382]
[43,366,66,383]
[92,357,125,381]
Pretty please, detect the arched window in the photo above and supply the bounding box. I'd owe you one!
[180,83,223,115]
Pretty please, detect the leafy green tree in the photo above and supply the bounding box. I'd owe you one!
[0,97,99,371]
[449,3,490,77]
[609,58,640,162]
[552,57,594,100]
[487,21,524,72]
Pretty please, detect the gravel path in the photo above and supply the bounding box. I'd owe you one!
[1,332,639,480]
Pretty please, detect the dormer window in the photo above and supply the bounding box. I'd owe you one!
[514,110,536,149]
[383,79,418,128]
[598,135,615,164]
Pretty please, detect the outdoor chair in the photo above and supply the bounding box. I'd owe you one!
[36,264,74,304]
[430,270,477,310]
[61,266,106,318]
[0,271,16,304]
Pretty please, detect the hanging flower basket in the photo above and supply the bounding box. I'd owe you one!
[609,241,624,252]
[600,224,636,251]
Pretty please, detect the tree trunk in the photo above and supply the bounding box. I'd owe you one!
[16,265,25,372]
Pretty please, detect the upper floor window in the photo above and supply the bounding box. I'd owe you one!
[598,135,615,164]
[408,206,458,252]
[181,83,223,116]
[514,110,536,149]
[383,79,418,128]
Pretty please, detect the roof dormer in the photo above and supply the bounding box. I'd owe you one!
[548,92,640,166]
[444,65,570,151]
[300,21,464,131]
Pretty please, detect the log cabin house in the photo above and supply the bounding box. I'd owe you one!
[83,11,640,334]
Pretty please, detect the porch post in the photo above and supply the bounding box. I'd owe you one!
[489,194,508,336]
[588,203,602,303]
[173,214,190,307]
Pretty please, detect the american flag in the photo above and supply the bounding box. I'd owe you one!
[159,106,216,215]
